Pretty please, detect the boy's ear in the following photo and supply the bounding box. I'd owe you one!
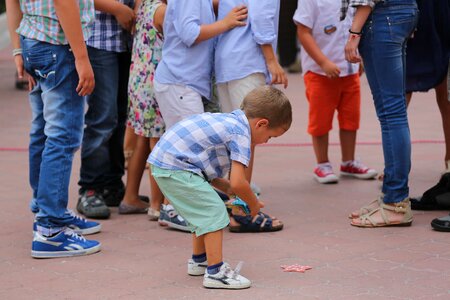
[256,118,269,128]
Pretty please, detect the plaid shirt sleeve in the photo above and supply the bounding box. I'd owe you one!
[340,0,380,20]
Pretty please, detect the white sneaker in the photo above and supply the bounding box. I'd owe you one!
[188,258,208,276]
[203,262,251,289]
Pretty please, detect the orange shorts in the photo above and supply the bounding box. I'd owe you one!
[304,71,361,136]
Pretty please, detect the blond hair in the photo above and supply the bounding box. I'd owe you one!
[241,86,292,130]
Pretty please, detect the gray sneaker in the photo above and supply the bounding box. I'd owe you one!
[77,190,110,219]
[158,204,190,232]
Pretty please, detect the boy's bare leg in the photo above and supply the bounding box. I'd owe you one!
[340,129,356,162]
[122,135,150,208]
[434,78,450,165]
[201,230,223,265]
[312,133,329,163]
[149,138,164,211]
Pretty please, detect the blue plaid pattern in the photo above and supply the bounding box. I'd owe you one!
[341,0,380,20]
[148,110,251,181]
[86,0,134,52]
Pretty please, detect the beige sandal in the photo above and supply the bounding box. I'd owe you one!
[351,199,413,228]
[349,195,383,219]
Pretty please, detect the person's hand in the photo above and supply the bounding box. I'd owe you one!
[75,56,95,96]
[358,62,365,76]
[267,60,288,88]
[249,200,264,217]
[345,35,362,63]
[114,4,136,32]
[14,55,36,91]
[320,60,341,78]
[223,5,247,29]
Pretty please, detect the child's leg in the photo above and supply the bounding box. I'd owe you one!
[122,135,150,208]
[202,230,223,266]
[340,129,356,162]
[312,133,330,163]
[149,137,164,211]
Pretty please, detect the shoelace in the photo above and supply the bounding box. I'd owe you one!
[64,228,86,242]
[223,261,244,280]
[319,164,333,174]
[349,159,367,171]
[67,209,86,223]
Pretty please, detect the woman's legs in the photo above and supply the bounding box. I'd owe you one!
[149,138,164,211]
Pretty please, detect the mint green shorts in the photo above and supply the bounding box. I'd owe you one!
[151,165,230,236]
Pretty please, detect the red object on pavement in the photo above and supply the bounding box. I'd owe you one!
[281,264,313,273]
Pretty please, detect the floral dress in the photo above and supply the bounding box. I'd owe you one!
[127,0,165,137]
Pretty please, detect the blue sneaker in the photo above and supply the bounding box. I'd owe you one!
[33,210,101,236]
[31,228,101,258]
[158,204,191,232]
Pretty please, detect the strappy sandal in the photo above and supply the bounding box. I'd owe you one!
[351,199,413,228]
[349,195,383,219]
[229,212,283,233]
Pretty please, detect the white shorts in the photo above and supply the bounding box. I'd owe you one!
[216,73,266,113]
[154,80,204,129]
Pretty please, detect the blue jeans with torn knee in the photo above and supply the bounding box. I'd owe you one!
[359,0,418,203]
[22,37,85,229]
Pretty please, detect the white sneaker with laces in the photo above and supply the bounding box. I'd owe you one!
[203,262,251,289]
[188,258,208,276]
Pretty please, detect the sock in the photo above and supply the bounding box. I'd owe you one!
[192,253,207,263]
[207,262,223,275]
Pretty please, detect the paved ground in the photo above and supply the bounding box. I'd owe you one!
[1,47,449,300]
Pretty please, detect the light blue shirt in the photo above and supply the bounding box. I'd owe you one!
[148,110,251,181]
[215,0,280,84]
[154,0,216,99]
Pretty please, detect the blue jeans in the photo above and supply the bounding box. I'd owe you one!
[22,37,84,228]
[78,47,130,192]
[359,0,418,203]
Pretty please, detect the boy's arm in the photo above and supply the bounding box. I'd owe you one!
[345,6,372,63]
[260,44,288,88]
[195,5,247,44]
[94,0,135,32]
[229,161,262,217]
[54,0,94,96]
[297,23,341,78]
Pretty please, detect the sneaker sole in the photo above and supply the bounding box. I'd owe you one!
[203,279,251,289]
[76,205,111,220]
[341,171,378,179]
[31,244,101,258]
[166,221,191,232]
[314,174,338,184]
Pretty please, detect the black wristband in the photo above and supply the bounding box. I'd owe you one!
[349,29,362,35]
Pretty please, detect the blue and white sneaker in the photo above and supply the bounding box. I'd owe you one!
[158,204,191,232]
[203,262,251,289]
[33,210,101,236]
[31,228,101,258]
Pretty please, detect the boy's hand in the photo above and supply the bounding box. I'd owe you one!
[223,5,247,29]
[320,60,341,78]
[113,4,136,32]
[75,56,95,96]
[267,60,288,88]
[14,55,36,91]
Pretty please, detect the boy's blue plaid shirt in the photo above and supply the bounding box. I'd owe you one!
[86,0,134,52]
[148,110,252,182]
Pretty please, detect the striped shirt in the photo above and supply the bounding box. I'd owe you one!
[86,0,134,52]
[17,0,95,45]
[340,0,380,20]
[148,110,252,181]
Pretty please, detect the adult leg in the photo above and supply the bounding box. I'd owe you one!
[434,78,450,164]
[149,137,164,212]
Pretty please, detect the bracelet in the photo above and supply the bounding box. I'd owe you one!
[349,29,362,35]
[12,48,23,57]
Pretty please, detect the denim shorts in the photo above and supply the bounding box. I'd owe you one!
[151,165,230,236]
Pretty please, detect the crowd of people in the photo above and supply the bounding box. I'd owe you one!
[5,0,450,290]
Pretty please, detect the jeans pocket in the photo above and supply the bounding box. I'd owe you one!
[386,10,418,43]
[23,45,57,84]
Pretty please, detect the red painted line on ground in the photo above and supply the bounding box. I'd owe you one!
[0,140,444,152]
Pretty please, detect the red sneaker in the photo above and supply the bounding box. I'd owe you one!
[340,160,378,179]
[314,163,339,184]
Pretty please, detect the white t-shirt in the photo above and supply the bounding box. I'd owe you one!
[293,0,359,77]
